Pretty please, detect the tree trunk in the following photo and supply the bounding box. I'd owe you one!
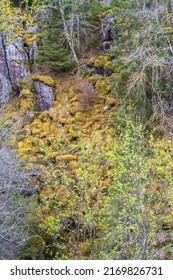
[58,0,79,65]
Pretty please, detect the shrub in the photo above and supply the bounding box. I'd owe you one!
[0,146,34,259]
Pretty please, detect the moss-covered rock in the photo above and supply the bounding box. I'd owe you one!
[23,31,41,47]
[32,75,55,87]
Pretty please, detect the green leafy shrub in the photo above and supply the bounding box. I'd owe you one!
[94,120,173,259]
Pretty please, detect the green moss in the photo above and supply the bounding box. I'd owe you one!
[106,97,115,106]
[56,155,78,162]
[88,55,111,69]
[95,80,108,93]
[42,122,50,132]
[11,59,23,65]
[32,75,55,87]
[23,32,41,47]
[75,112,86,122]
[88,74,104,84]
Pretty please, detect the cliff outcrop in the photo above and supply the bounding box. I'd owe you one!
[0,28,54,110]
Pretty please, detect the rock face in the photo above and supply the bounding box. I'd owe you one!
[100,13,115,52]
[100,0,112,6]
[0,34,30,103]
[34,81,55,111]
[0,35,13,104]
[0,75,12,104]
[0,28,54,111]
[6,38,30,85]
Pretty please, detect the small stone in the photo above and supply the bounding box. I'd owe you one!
[104,105,109,110]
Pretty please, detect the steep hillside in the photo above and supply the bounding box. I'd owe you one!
[0,0,173,260]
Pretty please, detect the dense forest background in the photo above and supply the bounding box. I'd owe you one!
[0,0,173,260]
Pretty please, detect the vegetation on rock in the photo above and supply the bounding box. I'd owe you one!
[0,0,173,260]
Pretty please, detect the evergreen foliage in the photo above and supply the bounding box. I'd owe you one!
[35,41,73,72]
[33,0,103,71]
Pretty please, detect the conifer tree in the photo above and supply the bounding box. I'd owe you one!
[33,0,102,70]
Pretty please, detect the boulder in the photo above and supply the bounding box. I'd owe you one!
[100,13,115,52]
[0,27,38,104]
[0,27,55,111]
[34,81,55,111]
